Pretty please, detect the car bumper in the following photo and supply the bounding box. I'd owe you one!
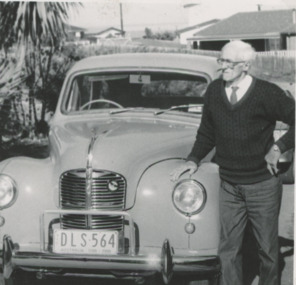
[2,235,220,284]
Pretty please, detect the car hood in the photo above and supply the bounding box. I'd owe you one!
[50,116,199,208]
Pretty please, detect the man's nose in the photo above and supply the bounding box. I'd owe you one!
[221,61,229,68]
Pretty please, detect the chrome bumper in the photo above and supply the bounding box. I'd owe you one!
[2,235,220,284]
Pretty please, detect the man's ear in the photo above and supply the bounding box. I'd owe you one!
[243,61,250,71]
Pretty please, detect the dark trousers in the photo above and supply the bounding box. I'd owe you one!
[218,176,282,285]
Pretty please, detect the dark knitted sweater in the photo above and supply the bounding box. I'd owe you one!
[187,77,295,184]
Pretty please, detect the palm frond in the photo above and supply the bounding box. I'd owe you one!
[1,2,83,47]
[0,46,26,97]
[0,2,83,98]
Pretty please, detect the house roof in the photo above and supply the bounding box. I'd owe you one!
[85,27,124,36]
[176,19,220,34]
[190,9,296,41]
[281,23,296,34]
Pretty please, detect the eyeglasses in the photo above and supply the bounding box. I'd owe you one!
[217,58,245,69]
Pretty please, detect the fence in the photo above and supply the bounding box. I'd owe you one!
[251,50,296,82]
[256,50,296,57]
[183,50,295,82]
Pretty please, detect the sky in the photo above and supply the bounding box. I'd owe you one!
[68,0,296,32]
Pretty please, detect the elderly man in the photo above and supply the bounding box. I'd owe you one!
[171,40,295,285]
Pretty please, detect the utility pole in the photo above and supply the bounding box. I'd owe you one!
[120,3,124,36]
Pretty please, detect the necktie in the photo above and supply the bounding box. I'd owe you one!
[230,86,239,104]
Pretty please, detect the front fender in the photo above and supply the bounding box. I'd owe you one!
[130,159,220,254]
[0,157,58,248]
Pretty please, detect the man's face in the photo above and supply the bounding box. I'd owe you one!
[220,47,247,83]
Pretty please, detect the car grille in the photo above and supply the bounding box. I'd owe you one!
[59,169,126,230]
[60,214,124,230]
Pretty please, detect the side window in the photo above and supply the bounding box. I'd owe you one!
[66,80,81,112]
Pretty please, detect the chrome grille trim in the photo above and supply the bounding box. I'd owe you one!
[61,214,124,231]
[59,169,126,230]
[86,133,98,212]
[60,169,126,210]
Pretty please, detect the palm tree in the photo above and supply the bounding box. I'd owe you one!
[0,1,82,84]
[0,2,82,138]
[0,2,82,49]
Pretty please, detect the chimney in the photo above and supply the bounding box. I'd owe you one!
[257,4,261,11]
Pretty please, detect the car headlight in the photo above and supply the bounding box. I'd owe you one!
[0,175,17,209]
[172,179,206,216]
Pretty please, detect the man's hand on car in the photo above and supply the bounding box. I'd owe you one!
[170,160,198,182]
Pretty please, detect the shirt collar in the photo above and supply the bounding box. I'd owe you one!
[227,74,253,90]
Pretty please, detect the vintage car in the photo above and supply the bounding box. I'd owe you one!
[0,53,293,285]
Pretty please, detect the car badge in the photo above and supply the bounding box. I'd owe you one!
[108,180,119,192]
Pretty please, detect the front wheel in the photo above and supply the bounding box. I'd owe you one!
[187,280,218,285]
[4,276,22,285]
[139,274,164,285]
[3,271,36,285]
[178,275,220,285]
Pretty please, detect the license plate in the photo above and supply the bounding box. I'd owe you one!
[53,229,118,255]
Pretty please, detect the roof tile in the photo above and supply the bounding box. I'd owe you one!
[192,10,294,39]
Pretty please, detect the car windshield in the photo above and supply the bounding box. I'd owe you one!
[63,71,208,114]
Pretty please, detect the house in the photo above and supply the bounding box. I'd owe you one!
[64,24,90,46]
[64,24,86,41]
[281,23,296,50]
[84,27,125,44]
[176,19,220,46]
[188,9,296,51]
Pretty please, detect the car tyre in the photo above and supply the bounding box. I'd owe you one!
[142,275,164,285]
[3,271,36,285]
[187,280,218,285]
[4,276,22,285]
[179,274,220,285]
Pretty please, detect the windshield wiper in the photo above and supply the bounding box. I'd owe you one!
[109,107,145,115]
[154,104,202,116]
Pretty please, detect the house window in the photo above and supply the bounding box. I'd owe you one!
[266,39,281,51]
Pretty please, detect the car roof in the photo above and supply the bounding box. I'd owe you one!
[68,53,220,80]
